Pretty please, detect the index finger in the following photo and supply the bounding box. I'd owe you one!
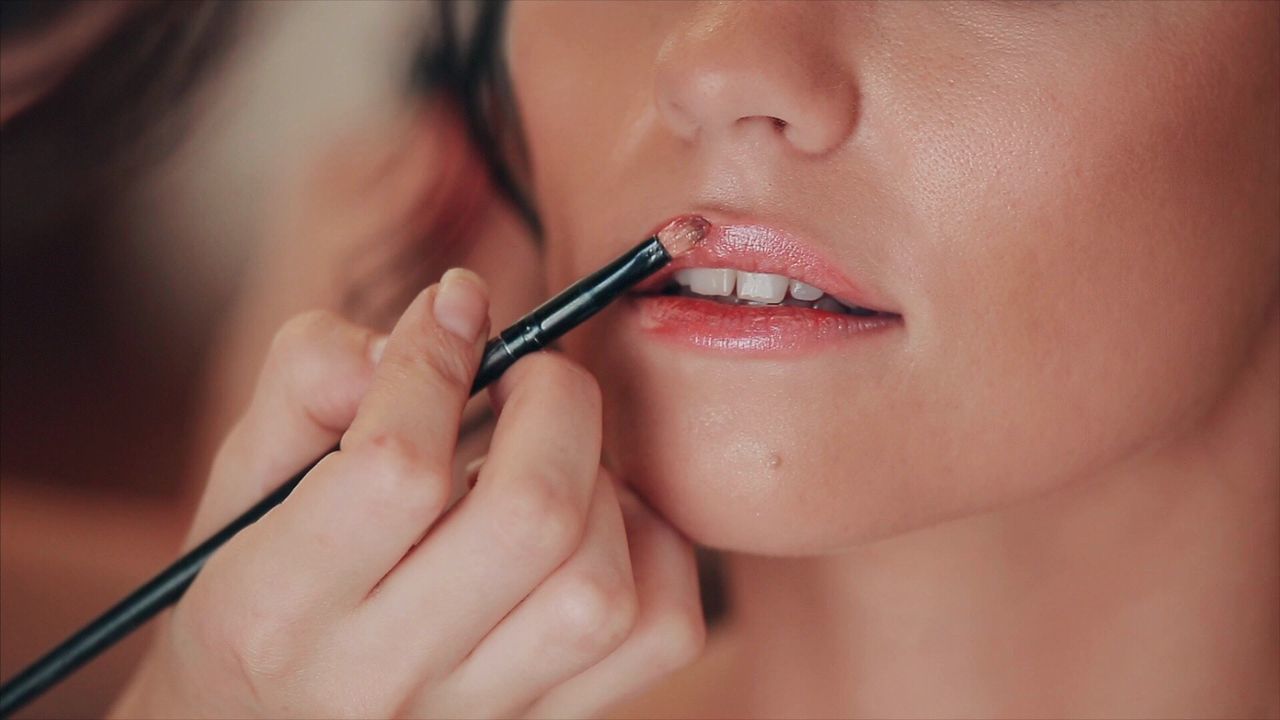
[343,267,489,458]
[329,268,490,574]
[212,271,491,611]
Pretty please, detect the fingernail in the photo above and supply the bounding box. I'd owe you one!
[368,335,389,365]
[433,268,488,341]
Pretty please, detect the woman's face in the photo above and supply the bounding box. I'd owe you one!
[505,1,1279,554]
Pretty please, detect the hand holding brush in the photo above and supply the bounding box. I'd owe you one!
[1,219,709,719]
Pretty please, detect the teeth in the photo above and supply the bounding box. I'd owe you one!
[788,279,823,302]
[735,271,789,304]
[674,268,735,296]
[670,267,860,313]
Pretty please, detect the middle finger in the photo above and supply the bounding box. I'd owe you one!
[349,353,604,671]
[411,476,635,718]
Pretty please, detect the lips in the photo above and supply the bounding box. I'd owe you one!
[627,221,902,354]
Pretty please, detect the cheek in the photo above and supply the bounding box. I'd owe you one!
[888,6,1279,493]
[565,318,934,554]
[506,3,673,260]
[511,4,1277,554]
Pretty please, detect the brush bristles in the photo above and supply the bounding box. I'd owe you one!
[655,215,710,258]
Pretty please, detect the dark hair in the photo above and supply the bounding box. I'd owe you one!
[0,1,244,498]
[0,1,80,36]
[1,1,241,242]
[425,3,730,625]
[1,0,730,624]
[334,1,545,330]
[422,0,540,238]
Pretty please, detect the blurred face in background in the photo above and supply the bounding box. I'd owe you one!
[505,2,1280,554]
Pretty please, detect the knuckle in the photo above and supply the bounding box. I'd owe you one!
[644,606,708,671]
[264,311,355,413]
[180,537,313,694]
[270,310,342,365]
[398,324,477,391]
[553,570,638,654]
[347,435,450,521]
[212,587,304,684]
[494,476,585,560]
[228,617,295,683]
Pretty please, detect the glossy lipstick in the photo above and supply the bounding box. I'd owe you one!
[630,222,901,354]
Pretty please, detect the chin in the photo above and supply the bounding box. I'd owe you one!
[560,307,1172,556]
[562,305,971,556]
[546,218,1251,556]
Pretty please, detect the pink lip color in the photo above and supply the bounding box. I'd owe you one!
[639,224,882,306]
[629,222,901,354]
[628,296,898,353]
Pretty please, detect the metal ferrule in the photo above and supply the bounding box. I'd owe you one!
[470,237,669,393]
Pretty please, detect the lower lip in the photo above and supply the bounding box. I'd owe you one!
[627,295,901,354]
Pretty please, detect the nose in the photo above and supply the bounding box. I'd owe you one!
[653,3,859,156]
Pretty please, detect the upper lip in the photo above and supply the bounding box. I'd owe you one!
[635,216,893,312]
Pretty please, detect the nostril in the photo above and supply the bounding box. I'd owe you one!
[732,115,791,136]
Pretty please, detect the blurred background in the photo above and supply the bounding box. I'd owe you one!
[0,2,549,716]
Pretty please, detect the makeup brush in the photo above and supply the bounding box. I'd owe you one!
[0,215,710,718]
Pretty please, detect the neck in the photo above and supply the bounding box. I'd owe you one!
[722,318,1279,718]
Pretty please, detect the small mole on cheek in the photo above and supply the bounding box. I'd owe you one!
[769,452,783,470]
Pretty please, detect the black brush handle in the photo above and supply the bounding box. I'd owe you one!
[470,236,667,391]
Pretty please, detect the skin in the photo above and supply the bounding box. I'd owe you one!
[109,103,702,720]
[504,0,1279,716]
[8,4,703,716]
[9,0,1274,717]
[189,102,546,497]
[113,275,705,719]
